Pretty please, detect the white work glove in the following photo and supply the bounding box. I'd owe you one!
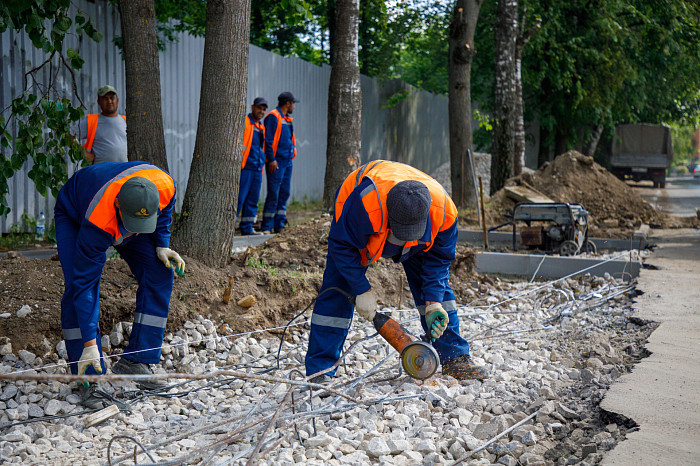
[425,303,449,340]
[156,247,185,276]
[355,290,377,322]
[78,345,103,376]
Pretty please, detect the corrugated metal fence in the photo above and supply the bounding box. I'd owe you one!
[1,0,451,233]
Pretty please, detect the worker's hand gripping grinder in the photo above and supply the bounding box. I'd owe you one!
[353,290,440,380]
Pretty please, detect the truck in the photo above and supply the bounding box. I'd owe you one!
[611,123,673,188]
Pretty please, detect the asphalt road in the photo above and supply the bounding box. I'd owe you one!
[631,175,700,217]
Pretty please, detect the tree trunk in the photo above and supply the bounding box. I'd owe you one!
[448,0,482,209]
[513,14,539,176]
[328,0,337,66]
[118,0,169,171]
[323,0,362,211]
[513,42,525,176]
[490,0,518,194]
[171,0,250,267]
[537,124,550,168]
[555,128,568,157]
[584,124,604,158]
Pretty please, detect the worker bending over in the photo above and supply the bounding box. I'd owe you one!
[305,160,488,382]
[54,161,185,408]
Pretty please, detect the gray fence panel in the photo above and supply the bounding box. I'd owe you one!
[1,0,456,234]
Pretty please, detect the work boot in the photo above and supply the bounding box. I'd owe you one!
[78,383,111,410]
[304,374,333,398]
[241,230,263,236]
[309,374,332,385]
[441,355,489,381]
[112,357,167,391]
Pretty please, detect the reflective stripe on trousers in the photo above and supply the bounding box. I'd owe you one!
[261,162,293,231]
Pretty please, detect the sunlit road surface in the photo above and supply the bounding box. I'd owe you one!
[630,176,700,217]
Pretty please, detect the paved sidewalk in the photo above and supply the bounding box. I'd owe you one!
[602,229,700,465]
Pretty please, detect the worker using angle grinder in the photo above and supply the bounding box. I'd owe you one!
[305,160,488,382]
[54,161,185,409]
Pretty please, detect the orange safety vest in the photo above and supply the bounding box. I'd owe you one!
[241,115,265,169]
[268,109,297,159]
[84,164,175,245]
[335,160,457,266]
[83,114,127,151]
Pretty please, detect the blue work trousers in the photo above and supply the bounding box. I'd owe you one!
[261,161,292,232]
[237,168,263,234]
[56,218,174,375]
[305,254,470,378]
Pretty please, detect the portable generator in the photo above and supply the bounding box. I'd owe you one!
[491,202,596,256]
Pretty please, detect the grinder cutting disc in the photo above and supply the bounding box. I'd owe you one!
[400,341,440,380]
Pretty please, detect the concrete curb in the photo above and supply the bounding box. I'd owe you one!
[476,252,640,279]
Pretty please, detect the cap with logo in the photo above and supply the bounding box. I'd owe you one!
[98,85,118,97]
[386,180,431,241]
[253,97,268,107]
[277,91,298,105]
[117,177,159,233]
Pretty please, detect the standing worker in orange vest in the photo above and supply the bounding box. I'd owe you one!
[236,97,268,235]
[261,92,298,234]
[54,162,185,408]
[79,85,127,164]
[305,161,488,383]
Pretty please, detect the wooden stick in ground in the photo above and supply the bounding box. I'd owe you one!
[479,176,489,250]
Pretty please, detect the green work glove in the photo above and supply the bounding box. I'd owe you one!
[425,303,449,340]
[156,247,186,276]
[77,344,103,386]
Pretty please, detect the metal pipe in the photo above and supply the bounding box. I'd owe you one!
[451,409,540,465]
[0,370,359,403]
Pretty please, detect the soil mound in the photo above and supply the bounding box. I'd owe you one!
[0,217,493,355]
[491,151,687,236]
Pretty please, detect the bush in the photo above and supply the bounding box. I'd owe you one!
[676,165,689,176]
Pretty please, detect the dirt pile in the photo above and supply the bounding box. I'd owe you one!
[0,217,497,355]
[490,151,697,236]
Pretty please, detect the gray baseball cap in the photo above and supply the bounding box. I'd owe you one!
[98,85,118,96]
[117,177,159,233]
[386,180,431,241]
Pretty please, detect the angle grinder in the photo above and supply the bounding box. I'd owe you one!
[372,312,440,380]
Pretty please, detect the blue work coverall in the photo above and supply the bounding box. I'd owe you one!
[261,107,295,232]
[54,162,176,375]
[305,178,470,378]
[237,114,266,234]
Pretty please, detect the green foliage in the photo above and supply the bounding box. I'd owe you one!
[0,211,39,248]
[381,90,410,109]
[249,0,321,63]
[20,212,37,234]
[246,256,268,268]
[473,109,493,151]
[287,195,321,212]
[0,1,102,216]
[472,0,700,157]
[670,124,697,166]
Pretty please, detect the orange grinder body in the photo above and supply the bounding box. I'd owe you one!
[372,312,440,380]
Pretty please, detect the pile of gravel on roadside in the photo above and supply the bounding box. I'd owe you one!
[0,274,655,465]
